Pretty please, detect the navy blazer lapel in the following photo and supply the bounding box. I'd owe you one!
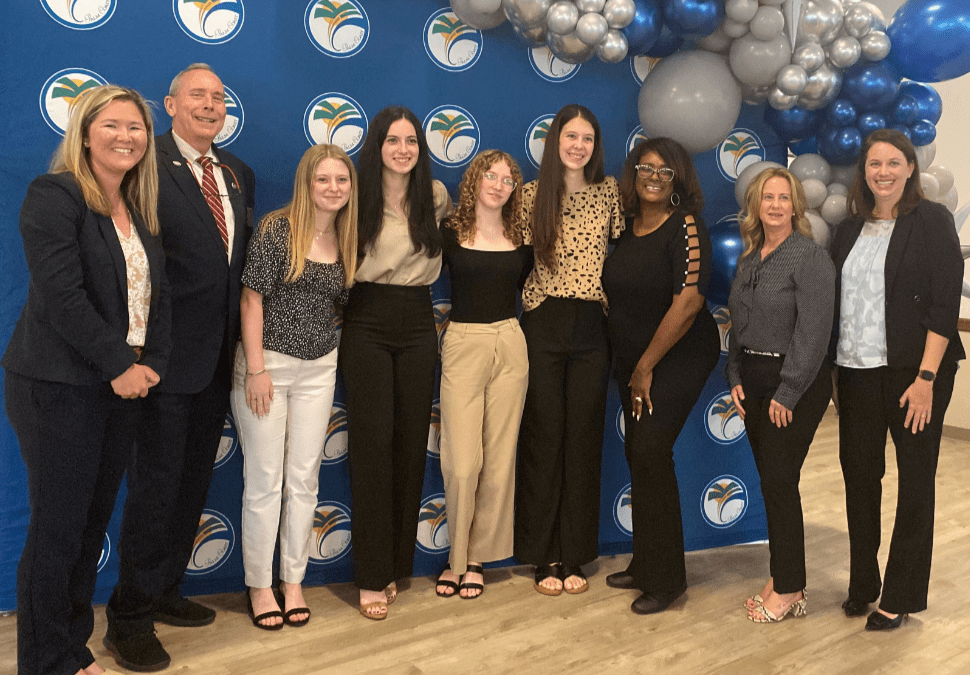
[884,209,916,297]
[157,132,227,253]
[131,211,161,303]
[97,210,129,306]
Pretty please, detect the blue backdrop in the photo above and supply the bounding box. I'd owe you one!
[0,0,785,611]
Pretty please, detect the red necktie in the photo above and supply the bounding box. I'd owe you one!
[197,156,228,251]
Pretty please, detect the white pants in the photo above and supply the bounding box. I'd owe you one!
[231,345,338,588]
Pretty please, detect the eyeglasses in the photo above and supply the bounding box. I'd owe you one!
[635,164,675,182]
[483,171,516,189]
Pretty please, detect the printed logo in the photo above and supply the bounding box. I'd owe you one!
[213,85,243,147]
[308,501,352,564]
[41,0,116,29]
[717,129,766,182]
[97,533,111,572]
[612,484,634,536]
[711,305,731,354]
[305,0,369,58]
[704,392,746,444]
[214,411,240,469]
[424,105,480,168]
[524,114,555,169]
[40,68,107,136]
[626,125,649,155]
[423,9,483,72]
[615,404,626,442]
[528,46,580,82]
[173,0,244,44]
[185,509,235,575]
[321,401,349,465]
[630,55,660,85]
[427,398,442,459]
[700,475,749,529]
[433,298,451,352]
[304,93,368,155]
[416,494,450,553]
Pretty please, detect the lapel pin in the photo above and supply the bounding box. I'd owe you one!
[173,160,182,166]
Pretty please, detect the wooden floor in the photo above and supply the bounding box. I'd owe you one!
[3,411,970,675]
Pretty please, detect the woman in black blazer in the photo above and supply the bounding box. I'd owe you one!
[831,129,964,632]
[2,85,169,675]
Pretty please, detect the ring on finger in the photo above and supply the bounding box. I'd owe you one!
[634,396,642,402]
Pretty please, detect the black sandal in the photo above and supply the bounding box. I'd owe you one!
[459,564,485,599]
[561,565,588,595]
[246,592,283,631]
[533,563,563,596]
[436,565,459,598]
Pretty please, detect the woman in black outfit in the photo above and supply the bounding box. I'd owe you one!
[601,138,719,615]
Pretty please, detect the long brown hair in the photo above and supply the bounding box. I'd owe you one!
[847,128,923,221]
[445,149,524,245]
[738,167,812,258]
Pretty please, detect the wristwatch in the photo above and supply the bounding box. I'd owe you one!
[919,370,936,382]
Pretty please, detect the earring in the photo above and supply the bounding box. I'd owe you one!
[670,192,681,207]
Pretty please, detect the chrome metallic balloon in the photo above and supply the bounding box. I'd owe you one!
[575,11,609,45]
[859,31,890,62]
[768,87,799,110]
[776,64,808,96]
[452,0,507,29]
[547,29,597,62]
[575,0,606,11]
[827,36,861,69]
[795,0,845,47]
[741,83,771,106]
[513,21,549,46]
[503,0,554,29]
[546,0,580,34]
[792,42,826,73]
[602,0,636,29]
[596,28,629,61]
[798,61,842,110]
[842,3,873,39]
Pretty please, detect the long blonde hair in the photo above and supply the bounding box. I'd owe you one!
[445,149,524,245]
[738,167,812,258]
[50,84,160,235]
[261,144,359,287]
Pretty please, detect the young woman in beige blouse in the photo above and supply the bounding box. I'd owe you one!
[514,104,623,596]
[339,107,453,619]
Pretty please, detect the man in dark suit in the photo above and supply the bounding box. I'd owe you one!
[104,63,255,672]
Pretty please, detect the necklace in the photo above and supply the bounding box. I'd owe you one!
[314,228,330,240]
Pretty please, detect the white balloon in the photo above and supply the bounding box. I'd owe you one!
[725,0,759,24]
[722,18,750,39]
[827,182,848,196]
[760,0,786,5]
[750,6,785,40]
[452,0,506,29]
[820,193,849,224]
[790,153,832,184]
[729,32,792,87]
[603,0,636,29]
[829,164,857,187]
[927,165,954,195]
[938,186,959,213]
[805,210,831,249]
[697,26,732,53]
[575,11,608,45]
[915,142,936,168]
[546,0,580,34]
[920,172,941,201]
[802,178,828,209]
[735,160,786,207]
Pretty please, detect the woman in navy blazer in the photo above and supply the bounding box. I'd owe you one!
[2,85,169,675]
[831,129,964,632]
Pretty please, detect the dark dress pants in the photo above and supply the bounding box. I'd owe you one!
[108,349,232,635]
[514,298,611,567]
[339,283,438,591]
[6,373,136,675]
[838,364,956,614]
[741,353,831,594]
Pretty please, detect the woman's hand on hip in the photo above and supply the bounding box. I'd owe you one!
[246,371,274,418]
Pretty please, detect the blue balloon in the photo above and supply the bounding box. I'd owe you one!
[789,137,818,156]
[890,94,919,125]
[891,124,913,140]
[764,105,823,143]
[857,113,887,139]
[706,218,744,306]
[887,0,970,82]
[842,60,900,114]
[826,99,857,127]
[898,81,943,125]
[645,22,685,57]
[662,0,724,38]
[910,119,937,146]
[817,124,863,166]
[624,0,663,55]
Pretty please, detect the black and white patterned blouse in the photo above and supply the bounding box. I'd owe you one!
[242,216,348,360]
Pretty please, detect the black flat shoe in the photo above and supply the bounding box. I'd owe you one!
[605,571,637,590]
[561,565,588,595]
[631,583,687,615]
[841,597,870,617]
[436,565,459,598]
[533,563,564,596]
[459,564,485,599]
[865,610,906,631]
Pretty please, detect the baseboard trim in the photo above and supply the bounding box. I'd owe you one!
[943,425,970,442]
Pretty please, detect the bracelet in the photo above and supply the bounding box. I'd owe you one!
[247,369,266,377]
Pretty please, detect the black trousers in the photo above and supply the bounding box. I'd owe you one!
[514,298,611,567]
[6,373,137,675]
[838,364,956,614]
[339,283,437,591]
[741,353,831,594]
[108,349,232,636]
[614,334,719,595]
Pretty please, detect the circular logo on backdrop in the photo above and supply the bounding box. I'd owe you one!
[416,494,450,553]
[613,484,634,536]
[700,475,749,529]
[423,9,483,72]
[41,0,116,29]
[424,106,480,168]
[307,501,352,565]
[304,0,369,58]
[525,114,555,169]
[712,305,731,354]
[630,55,661,85]
[304,93,367,154]
[173,0,244,44]
[626,125,648,154]
[185,510,235,575]
[98,534,111,572]
[704,392,746,444]
[528,46,580,82]
[615,405,625,442]
[214,85,244,147]
[717,129,766,181]
[214,412,239,468]
[427,398,442,459]
[321,401,349,465]
[40,68,107,135]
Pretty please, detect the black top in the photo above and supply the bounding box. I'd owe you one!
[440,222,533,324]
[602,211,716,369]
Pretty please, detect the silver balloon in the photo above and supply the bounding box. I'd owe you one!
[768,87,799,110]
[820,193,848,224]
[927,165,954,195]
[915,141,936,168]
[776,64,808,96]
[513,21,548,46]
[697,26,732,54]
[829,163,856,187]
[759,0,786,6]
[938,187,958,213]
[472,0,503,9]
[547,29,597,63]
[503,0,554,29]
[452,0,507,29]
[575,11,608,45]
[796,0,845,47]
[725,0,759,24]
[802,178,828,209]
[721,18,750,39]
[797,61,842,110]
[827,36,861,69]
[729,32,792,87]
[596,28,629,62]
[805,210,831,249]
[842,3,873,39]
[859,1,886,31]
[574,0,605,11]
[742,83,771,106]
[859,31,890,61]
[790,153,832,184]
[735,160,786,208]
[749,6,785,40]
[792,42,826,73]
[546,1,579,35]
[602,0,635,29]
[919,172,941,201]
[827,182,848,196]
